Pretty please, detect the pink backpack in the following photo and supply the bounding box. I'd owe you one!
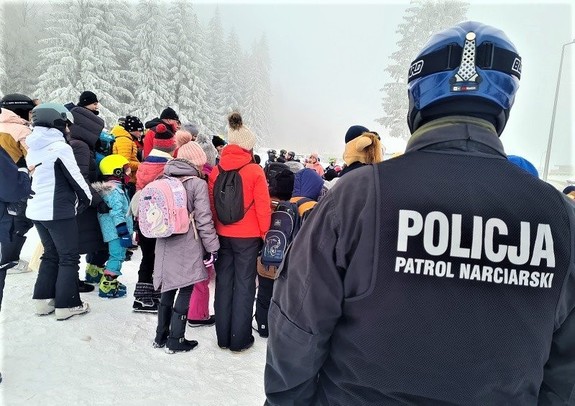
[138,176,193,238]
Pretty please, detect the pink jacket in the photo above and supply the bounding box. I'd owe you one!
[0,109,31,149]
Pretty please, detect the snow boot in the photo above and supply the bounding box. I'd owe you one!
[187,315,216,328]
[55,302,90,320]
[98,273,127,298]
[78,280,95,293]
[85,264,104,284]
[133,283,157,312]
[165,311,198,354]
[153,304,173,348]
[34,298,55,315]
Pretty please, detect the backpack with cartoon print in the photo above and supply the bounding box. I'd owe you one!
[260,198,312,272]
[138,176,192,238]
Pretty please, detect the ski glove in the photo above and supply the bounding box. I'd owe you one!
[203,252,218,267]
[116,223,132,248]
[96,201,111,214]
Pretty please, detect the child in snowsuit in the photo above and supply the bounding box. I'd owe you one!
[92,154,134,298]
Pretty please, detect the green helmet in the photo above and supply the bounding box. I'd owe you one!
[31,103,74,130]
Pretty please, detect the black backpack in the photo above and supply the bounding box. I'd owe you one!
[213,163,254,225]
[261,198,312,269]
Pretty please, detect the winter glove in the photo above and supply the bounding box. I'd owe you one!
[203,252,218,267]
[116,223,132,248]
[16,156,27,169]
[96,201,111,214]
[76,198,91,215]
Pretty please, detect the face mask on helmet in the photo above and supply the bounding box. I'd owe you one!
[407,21,521,135]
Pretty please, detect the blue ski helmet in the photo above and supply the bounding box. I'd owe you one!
[407,21,521,134]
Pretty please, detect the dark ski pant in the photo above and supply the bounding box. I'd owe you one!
[86,249,107,268]
[0,260,6,311]
[0,214,33,266]
[33,218,82,308]
[137,230,155,284]
[214,236,259,350]
[160,284,193,314]
[255,275,275,336]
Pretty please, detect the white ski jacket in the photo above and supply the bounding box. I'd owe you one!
[25,126,91,221]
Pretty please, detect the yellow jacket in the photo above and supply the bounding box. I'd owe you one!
[111,125,139,183]
[0,132,26,163]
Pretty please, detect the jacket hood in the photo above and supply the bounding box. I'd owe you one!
[293,168,324,200]
[91,180,118,195]
[26,126,66,150]
[145,117,162,129]
[164,158,201,178]
[218,144,254,171]
[110,124,131,140]
[0,108,28,126]
[69,106,104,149]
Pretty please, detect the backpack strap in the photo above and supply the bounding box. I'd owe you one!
[294,197,313,208]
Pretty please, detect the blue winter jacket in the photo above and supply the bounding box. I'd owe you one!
[0,147,31,243]
[91,180,133,243]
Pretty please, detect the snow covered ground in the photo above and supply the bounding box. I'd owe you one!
[0,230,267,405]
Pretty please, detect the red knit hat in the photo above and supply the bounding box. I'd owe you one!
[153,123,176,153]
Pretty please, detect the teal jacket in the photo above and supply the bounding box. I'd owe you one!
[92,180,133,243]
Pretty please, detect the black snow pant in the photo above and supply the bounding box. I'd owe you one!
[160,284,193,314]
[137,230,155,284]
[0,214,33,266]
[214,236,260,350]
[32,218,82,309]
[0,257,6,311]
[86,249,108,268]
[255,275,275,336]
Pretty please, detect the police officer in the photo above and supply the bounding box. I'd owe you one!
[264,21,575,405]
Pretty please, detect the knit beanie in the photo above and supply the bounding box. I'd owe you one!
[153,123,176,153]
[175,130,193,148]
[285,160,305,174]
[196,132,218,167]
[212,135,227,148]
[269,169,295,201]
[123,115,144,133]
[181,123,199,137]
[227,112,256,151]
[160,107,179,121]
[78,91,98,107]
[345,125,370,143]
[177,141,207,168]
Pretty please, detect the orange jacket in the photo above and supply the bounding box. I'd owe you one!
[208,145,271,239]
[111,125,139,183]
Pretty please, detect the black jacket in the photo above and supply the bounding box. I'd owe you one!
[69,107,106,253]
[265,116,575,405]
[0,147,31,243]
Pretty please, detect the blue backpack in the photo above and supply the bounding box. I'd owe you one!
[261,198,311,268]
[95,131,115,167]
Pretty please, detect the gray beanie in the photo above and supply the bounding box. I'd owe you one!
[196,132,218,167]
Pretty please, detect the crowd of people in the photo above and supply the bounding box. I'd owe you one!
[0,20,574,404]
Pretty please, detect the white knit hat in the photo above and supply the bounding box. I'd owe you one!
[177,141,207,168]
[227,112,256,151]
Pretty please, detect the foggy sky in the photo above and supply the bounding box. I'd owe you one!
[195,0,573,169]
